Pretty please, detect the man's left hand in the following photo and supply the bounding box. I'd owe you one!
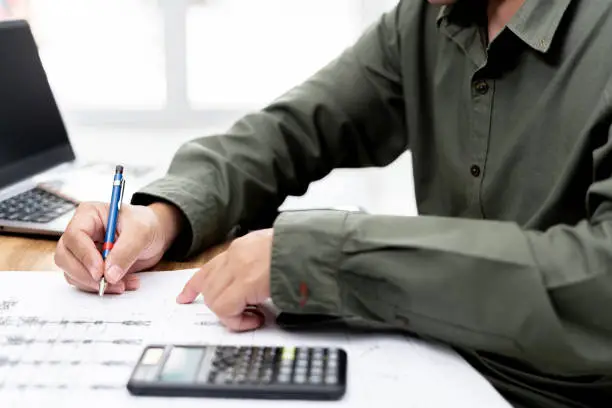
[177,229,273,332]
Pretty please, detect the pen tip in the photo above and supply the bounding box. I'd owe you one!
[115,165,124,174]
[99,277,106,297]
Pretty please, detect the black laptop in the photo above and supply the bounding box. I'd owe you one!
[0,19,155,236]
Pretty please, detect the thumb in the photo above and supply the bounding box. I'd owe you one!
[222,311,265,332]
[104,226,148,284]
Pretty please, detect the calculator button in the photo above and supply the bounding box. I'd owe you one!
[311,366,324,377]
[295,374,306,384]
[213,360,228,371]
[328,360,338,369]
[141,347,164,365]
[132,366,157,382]
[311,359,323,368]
[278,373,291,383]
[281,347,296,361]
[325,375,338,384]
[310,375,323,384]
[248,374,260,383]
[197,347,218,384]
[262,370,273,383]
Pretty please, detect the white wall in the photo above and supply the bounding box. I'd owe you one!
[22,0,416,216]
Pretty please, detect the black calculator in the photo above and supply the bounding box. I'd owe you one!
[127,344,347,400]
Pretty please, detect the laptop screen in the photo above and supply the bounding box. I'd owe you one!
[0,20,74,190]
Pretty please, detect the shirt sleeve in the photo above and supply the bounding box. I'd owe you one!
[131,5,407,259]
[269,124,612,376]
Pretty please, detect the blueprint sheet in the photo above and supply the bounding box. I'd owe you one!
[0,269,511,407]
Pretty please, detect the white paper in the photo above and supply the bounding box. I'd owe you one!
[0,270,511,408]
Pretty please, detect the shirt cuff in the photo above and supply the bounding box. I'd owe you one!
[269,209,348,315]
[130,175,222,260]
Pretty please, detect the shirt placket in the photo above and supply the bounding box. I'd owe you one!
[468,64,494,218]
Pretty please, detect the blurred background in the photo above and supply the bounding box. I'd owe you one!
[0,0,416,215]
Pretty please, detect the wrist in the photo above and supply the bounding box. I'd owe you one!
[149,202,183,251]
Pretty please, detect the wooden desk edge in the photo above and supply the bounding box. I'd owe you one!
[0,235,223,272]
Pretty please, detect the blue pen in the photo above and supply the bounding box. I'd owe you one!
[99,165,126,297]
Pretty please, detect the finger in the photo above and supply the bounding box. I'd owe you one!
[200,260,233,306]
[220,311,265,333]
[64,272,126,295]
[63,271,96,293]
[127,258,159,274]
[103,218,150,284]
[176,254,226,304]
[244,305,266,321]
[123,274,141,291]
[71,202,109,242]
[56,239,100,291]
[209,284,250,321]
[60,229,104,280]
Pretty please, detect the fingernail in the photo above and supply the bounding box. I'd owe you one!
[176,292,188,303]
[89,261,102,278]
[125,277,140,291]
[107,282,125,294]
[106,265,123,284]
[244,310,265,324]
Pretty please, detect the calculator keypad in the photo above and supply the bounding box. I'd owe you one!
[200,346,341,386]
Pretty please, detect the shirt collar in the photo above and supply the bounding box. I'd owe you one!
[436,4,452,24]
[436,0,574,53]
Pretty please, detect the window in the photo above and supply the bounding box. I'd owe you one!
[2,0,399,127]
[187,0,360,109]
[29,0,165,110]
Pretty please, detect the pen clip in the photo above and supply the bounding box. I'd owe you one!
[118,178,126,211]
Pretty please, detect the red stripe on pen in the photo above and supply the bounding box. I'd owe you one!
[102,242,114,251]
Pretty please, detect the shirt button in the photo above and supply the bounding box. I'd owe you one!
[470,165,481,177]
[474,80,489,95]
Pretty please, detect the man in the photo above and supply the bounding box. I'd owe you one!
[55,0,612,406]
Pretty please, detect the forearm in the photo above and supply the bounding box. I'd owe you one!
[131,6,406,258]
[270,210,612,375]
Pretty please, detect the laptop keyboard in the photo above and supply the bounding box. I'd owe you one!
[0,188,76,224]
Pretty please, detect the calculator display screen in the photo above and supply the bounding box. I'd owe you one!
[159,347,204,383]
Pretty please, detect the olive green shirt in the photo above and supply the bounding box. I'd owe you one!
[132,0,612,406]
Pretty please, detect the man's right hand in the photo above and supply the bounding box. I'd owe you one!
[54,202,182,294]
